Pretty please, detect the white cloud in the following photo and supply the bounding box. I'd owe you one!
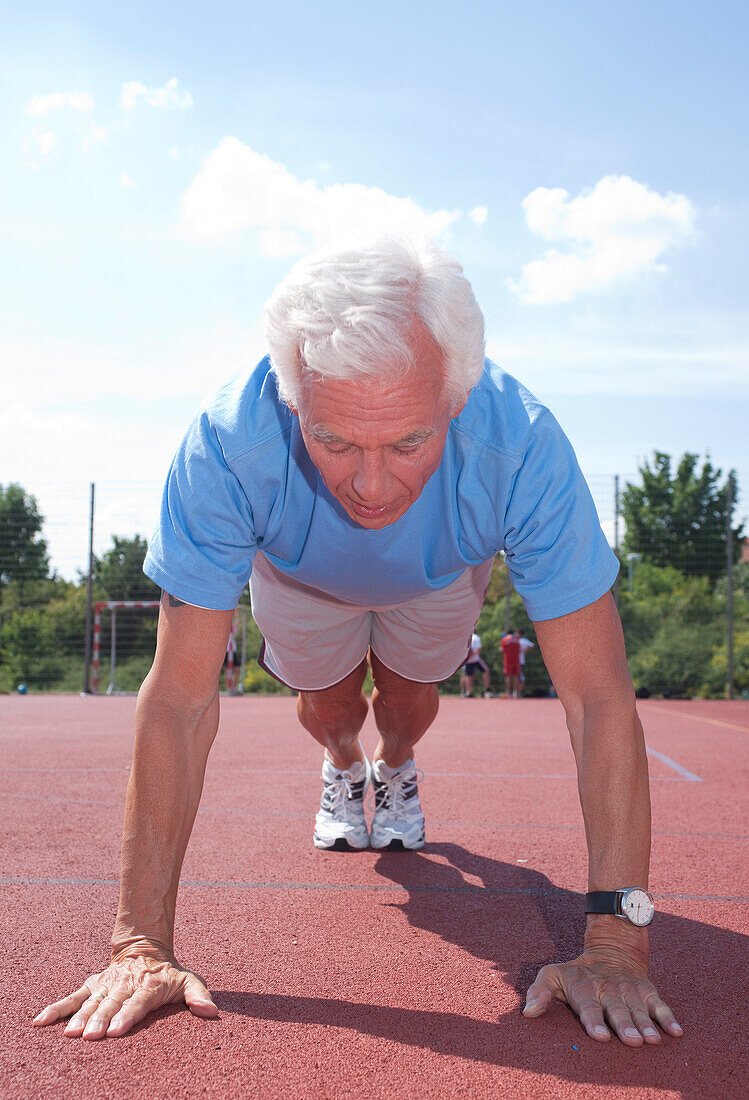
[27,91,94,115]
[507,175,697,304]
[120,77,193,111]
[486,332,749,397]
[85,123,108,147]
[120,173,135,188]
[22,128,55,157]
[0,324,266,407]
[179,137,466,251]
[0,404,94,438]
[469,205,488,226]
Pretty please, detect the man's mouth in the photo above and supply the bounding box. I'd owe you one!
[350,500,393,520]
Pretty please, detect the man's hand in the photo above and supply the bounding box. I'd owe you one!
[32,946,218,1040]
[523,922,683,1045]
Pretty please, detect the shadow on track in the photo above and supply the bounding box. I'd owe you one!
[215,846,748,1095]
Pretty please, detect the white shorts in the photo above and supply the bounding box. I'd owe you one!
[249,552,494,691]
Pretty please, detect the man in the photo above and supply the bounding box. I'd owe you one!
[34,237,682,1047]
[460,631,493,698]
[517,629,535,692]
[501,629,521,697]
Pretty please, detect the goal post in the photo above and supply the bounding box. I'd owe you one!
[92,601,160,695]
[91,601,247,695]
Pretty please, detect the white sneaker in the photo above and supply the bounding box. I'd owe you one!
[370,758,425,850]
[313,757,371,850]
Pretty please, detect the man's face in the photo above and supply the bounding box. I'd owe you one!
[296,328,461,530]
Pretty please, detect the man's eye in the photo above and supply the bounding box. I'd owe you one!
[325,443,352,454]
[393,443,422,455]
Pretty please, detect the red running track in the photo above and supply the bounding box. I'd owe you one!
[2,695,748,1099]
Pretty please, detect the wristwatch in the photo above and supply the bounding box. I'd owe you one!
[585,888,655,926]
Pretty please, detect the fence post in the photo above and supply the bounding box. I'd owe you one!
[82,483,95,695]
[726,474,735,700]
[107,609,117,695]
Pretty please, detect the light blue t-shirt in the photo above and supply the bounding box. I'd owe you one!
[144,357,618,620]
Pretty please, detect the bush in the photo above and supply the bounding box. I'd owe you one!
[243,661,292,694]
[619,563,724,697]
[697,631,749,698]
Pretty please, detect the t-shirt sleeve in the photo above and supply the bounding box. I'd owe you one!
[503,411,619,621]
[143,410,257,610]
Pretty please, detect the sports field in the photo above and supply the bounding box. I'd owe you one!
[3,694,748,1099]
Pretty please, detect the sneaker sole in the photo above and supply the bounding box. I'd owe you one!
[313,835,369,851]
[371,836,425,851]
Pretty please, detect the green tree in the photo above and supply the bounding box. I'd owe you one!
[0,605,63,687]
[621,453,743,583]
[619,562,722,697]
[0,483,49,599]
[94,534,159,600]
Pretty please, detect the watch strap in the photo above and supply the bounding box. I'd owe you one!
[585,890,620,915]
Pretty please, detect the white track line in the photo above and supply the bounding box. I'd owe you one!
[646,746,702,782]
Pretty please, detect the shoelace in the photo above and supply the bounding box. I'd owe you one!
[321,770,364,821]
[373,767,424,819]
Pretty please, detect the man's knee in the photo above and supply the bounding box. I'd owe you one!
[370,652,439,723]
[297,658,368,733]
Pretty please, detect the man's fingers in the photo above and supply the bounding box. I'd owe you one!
[184,976,219,1019]
[64,991,114,1037]
[645,992,684,1037]
[33,983,93,1026]
[81,996,126,1041]
[523,965,560,1017]
[602,997,645,1047]
[566,991,611,1043]
[105,988,165,1038]
[629,1004,662,1044]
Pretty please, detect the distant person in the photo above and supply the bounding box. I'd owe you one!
[501,629,521,696]
[517,629,535,693]
[34,236,680,1048]
[461,631,493,698]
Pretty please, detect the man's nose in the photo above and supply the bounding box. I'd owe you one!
[351,450,389,501]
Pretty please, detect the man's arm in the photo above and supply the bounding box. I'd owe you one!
[523,592,683,1045]
[33,591,235,1040]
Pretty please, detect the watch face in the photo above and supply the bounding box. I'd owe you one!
[621,888,655,926]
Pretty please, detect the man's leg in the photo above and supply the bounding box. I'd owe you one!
[463,671,474,697]
[297,658,369,768]
[370,650,439,767]
[297,658,372,850]
[368,651,435,850]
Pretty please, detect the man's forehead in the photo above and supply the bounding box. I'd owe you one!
[308,422,438,445]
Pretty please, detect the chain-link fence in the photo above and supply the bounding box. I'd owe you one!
[1,468,747,699]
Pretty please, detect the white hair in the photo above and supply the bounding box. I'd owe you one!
[264,235,486,409]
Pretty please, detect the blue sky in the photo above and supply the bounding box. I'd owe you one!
[1,1,747,573]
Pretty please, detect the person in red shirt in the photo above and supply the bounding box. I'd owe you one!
[501,629,521,697]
